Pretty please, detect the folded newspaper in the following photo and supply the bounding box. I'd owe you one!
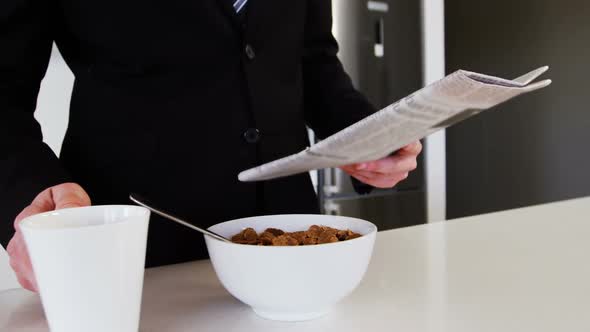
[238,66,552,182]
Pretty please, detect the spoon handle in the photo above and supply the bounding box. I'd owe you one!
[129,194,231,243]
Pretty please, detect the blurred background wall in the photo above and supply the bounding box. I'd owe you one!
[30,1,590,223]
[445,0,590,218]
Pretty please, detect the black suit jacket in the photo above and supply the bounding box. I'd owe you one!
[0,0,375,266]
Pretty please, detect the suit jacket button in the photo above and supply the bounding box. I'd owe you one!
[245,44,256,60]
[243,128,260,143]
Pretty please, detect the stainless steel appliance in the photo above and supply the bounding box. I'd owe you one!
[315,0,427,230]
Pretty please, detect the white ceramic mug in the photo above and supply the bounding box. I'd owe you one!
[20,205,150,332]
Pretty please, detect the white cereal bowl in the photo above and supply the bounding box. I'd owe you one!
[205,214,377,322]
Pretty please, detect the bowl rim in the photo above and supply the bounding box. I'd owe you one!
[206,214,378,249]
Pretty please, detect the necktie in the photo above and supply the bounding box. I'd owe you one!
[233,0,248,13]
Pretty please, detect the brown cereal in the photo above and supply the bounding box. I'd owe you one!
[336,230,348,241]
[302,236,318,245]
[307,225,323,239]
[243,228,258,241]
[265,228,285,236]
[337,229,361,241]
[289,231,307,244]
[231,227,259,244]
[318,232,339,244]
[346,233,361,240]
[258,231,275,246]
[271,235,299,246]
[231,225,362,246]
[259,231,276,240]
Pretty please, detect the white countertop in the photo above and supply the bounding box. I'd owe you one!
[1,197,589,332]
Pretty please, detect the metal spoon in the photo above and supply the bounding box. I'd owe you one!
[129,194,232,243]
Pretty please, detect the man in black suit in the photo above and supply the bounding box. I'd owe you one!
[2,0,422,291]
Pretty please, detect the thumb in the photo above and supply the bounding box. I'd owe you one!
[52,183,91,210]
[398,141,423,156]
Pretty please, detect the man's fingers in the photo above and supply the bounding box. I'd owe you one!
[14,198,53,229]
[398,141,423,156]
[342,160,414,185]
[7,233,38,292]
[341,141,422,173]
[340,167,377,179]
[6,235,17,258]
[17,275,37,292]
[8,183,89,294]
[52,183,91,210]
[350,170,380,179]
[14,183,91,231]
[351,172,409,188]
[346,169,403,180]
[350,173,373,185]
[340,165,358,174]
[340,142,420,188]
[370,174,408,188]
[360,155,418,174]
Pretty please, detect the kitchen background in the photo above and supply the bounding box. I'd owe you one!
[11,0,590,232]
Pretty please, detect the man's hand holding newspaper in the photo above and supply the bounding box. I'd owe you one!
[340,141,422,188]
[239,67,552,183]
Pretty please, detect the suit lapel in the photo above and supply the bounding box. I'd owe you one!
[215,0,242,31]
[216,0,279,46]
[244,0,273,44]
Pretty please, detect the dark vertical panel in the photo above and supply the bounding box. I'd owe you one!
[445,0,590,218]
[358,0,424,109]
[331,0,426,229]
[358,0,426,229]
